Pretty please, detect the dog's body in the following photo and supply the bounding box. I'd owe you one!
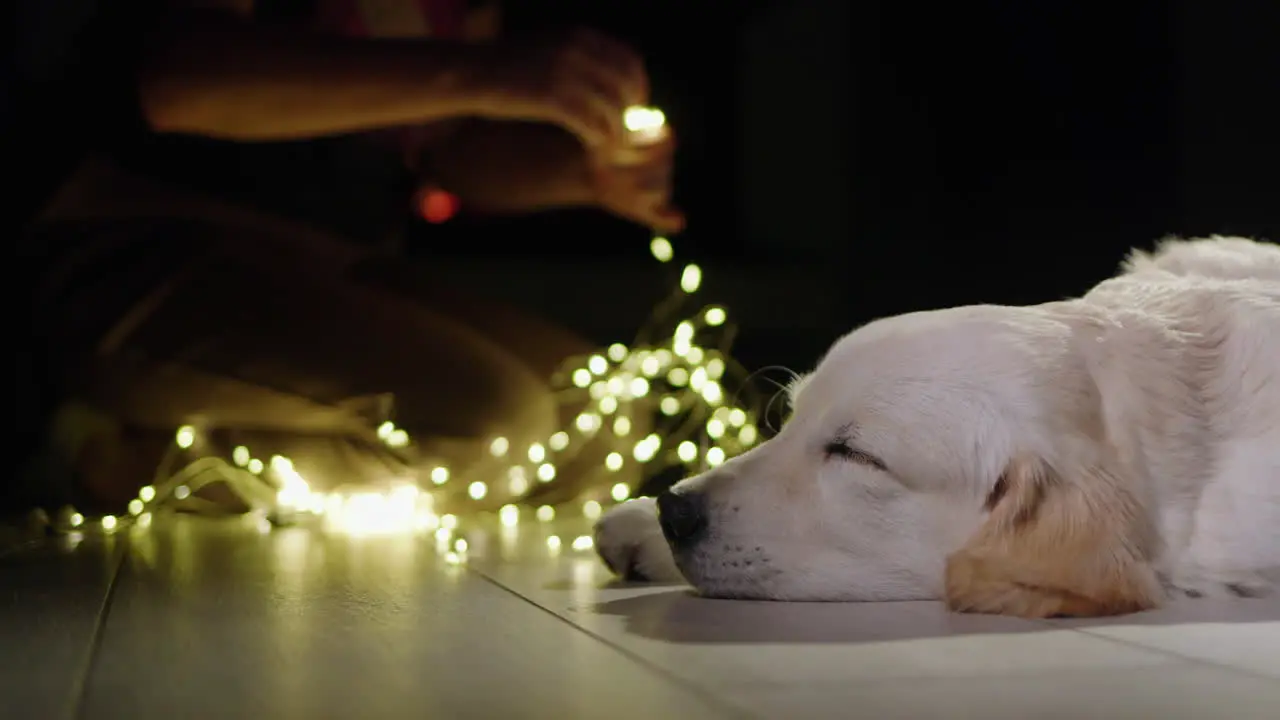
[595,236,1280,617]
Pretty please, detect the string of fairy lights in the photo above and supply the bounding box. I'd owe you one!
[40,107,767,563]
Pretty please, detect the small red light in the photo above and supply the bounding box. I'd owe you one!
[418,188,460,224]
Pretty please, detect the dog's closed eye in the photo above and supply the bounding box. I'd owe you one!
[823,439,887,471]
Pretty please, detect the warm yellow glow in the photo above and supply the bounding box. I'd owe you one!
[128,499,144,516]
[659,396,681,416]
[572,535,594,551]
[572,368,592,387]
[549,431,569,451]
[640,354,662,377]
[667,367,690,386]
[704,307,727,326]
[633,434,661,463]
[69,512,84,528]
[499,504,520,527]
[376,421,395,439]
[139,485,157,502]
[101,515,118,531]
[650,236,674,262]
[739,425,759,446]
[686,346,705,365]
[677,441,698,463]
[467,481,487,500]
[232,446,250,467]
[546,535,562,551]
[588,354,609,375]
[536,505,556,522]
[605,452,624,471]
[431,466,450,485]
[611,483,631,502]
[629,377,651,397]
[575,413,601,433]
[706,447,727,467]
[386,429,410,448]
[175,425,196,449]
[728,408,748,427]
[174,485,191,500]
[445,551,463,565]
[582,500,602,520]
[703,380,724,405]
[707,418,726,438]
[598,396,618,415]
[588,381,608,399]
[624,105,666,134]
[508,467,529,495]
[607,343,628,362]
[138,512,153,528]
[680,264,702,293]
[454,538,468,553]
[536,463,556,482]
[441,513,458,530]
[435,527,451,542]
[612,416,632,436]
[527,442,546,463]
[247,458,264,474]
[489,436,509,457]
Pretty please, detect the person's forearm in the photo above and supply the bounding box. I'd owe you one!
[138,11,489,140]
[429,121,596,214]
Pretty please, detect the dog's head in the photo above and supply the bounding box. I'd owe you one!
[658,304,1163,617]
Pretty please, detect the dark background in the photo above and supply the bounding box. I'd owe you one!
[12,0,1280,376]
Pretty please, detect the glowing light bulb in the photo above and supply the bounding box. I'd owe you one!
[611,483,631,502]
[247,458,264,474]
[445,551,463,565]
[686,346,705,365]
[704,307,727,326]
[706,357,726,380]
[69,512,84,528]
[667,367,690,386]
[572,368,592,387]
[490,436,509,457]
[441,514,458,530]
[435,527,451,542]
[536,505,555,522]
[607,343,629,362]
[677,441,698,463]
[739,425,759,446]
[499,504,520,527]
[454,538,469,553]
[612,416,632,436]
[537,463,556,482]
[128,499,144,516]
[582,500,602,520]
[650,236,674,262]
[232,446,250,467]
[707,447,727,467]
[575,413,601,433]
[376,421,395,439]
[629,377,650,397]
[680,264,702,293]
[624,105,666,134]
[138,485,157,502]
[703,381,724,405]
[588,355,609,375]
[547,535,562,551]
[633,434,661,463]
[605,452,624,471]
[707,419,726,438]
[468,481,487,500]
[508,467,529,495]
[174,485,191,500]
[728,408,748,427]
[528,442,546,463]
[101,515,118,531]
[431,467,450,485]
[660,396,681,416]
[640,355,662,377]
[572,535,594,551]
[598,396,617,415]
[175,425,196,449]
[549,431,569,451]
[386,429,410,448]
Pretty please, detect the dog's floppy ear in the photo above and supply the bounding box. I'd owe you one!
[944,455,1162,618]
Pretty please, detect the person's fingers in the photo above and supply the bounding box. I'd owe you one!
[571,27,650,108]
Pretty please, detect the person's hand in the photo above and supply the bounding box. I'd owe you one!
[588,126,684,233]
[470,28,651,154]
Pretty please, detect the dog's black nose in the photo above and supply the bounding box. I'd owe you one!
[657,490,708,548]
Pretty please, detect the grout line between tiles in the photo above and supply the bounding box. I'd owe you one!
[467,565,757,720]
[1027,619,1280,684]
[65,538,129,720]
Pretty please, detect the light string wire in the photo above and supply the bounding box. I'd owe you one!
[40,107,768,562]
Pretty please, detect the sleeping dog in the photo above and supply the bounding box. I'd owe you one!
[595,236,1279,618]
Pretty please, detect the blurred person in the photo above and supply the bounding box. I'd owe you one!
[16,0,680,515]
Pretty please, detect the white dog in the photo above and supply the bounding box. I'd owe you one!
[594,236,1279,618]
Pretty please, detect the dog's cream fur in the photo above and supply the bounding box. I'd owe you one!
[594,236,1279,617]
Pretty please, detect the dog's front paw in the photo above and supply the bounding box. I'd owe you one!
[1168,564,1273,599]
[593,497,684,583]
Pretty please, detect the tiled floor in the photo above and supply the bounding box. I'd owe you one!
[2,513,1277,719]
